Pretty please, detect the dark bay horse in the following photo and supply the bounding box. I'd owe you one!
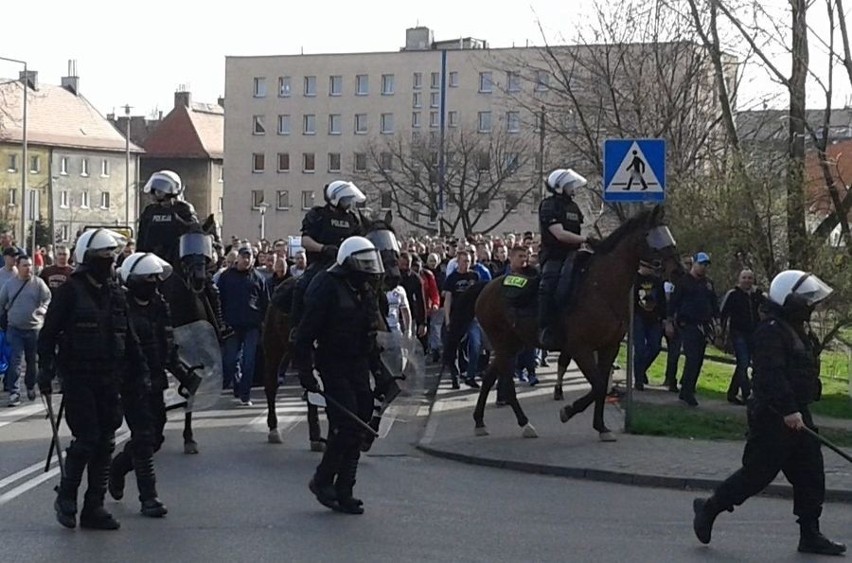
[262,211,401,447]
[459,206,682,441]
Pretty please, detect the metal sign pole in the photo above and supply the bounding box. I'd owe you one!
[625,284,635,432]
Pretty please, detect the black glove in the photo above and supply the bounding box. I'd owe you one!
[584,236,600,249]
[298,368,320,393]
[219,323,235,341]
[37,368,54,396]
[321,245,339,261]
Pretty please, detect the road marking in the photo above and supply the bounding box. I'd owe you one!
[0,403,45,429]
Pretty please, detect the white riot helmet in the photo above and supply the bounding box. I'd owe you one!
[74,228,126,265]
[119,252,173,283]
[546,168,587,196]
[769,270,833,308]
[324,180,366,210]
[143,170,183,199]
[336,236,384,274]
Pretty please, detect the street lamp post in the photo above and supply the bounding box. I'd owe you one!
[0,56,28,247]
[258,203,270,241]
[124,104,131,226]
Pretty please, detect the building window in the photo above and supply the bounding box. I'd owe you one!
[8,188,17,206]
[448,111,459,127]
[277,190,290,210]
[449,71,459,87]
[252,153,265,173]
[507,71,521,92]
[380,152,393,170]
[430,72,440,89]
[329,75,343,96]
[412,112,421,128]
[354,152,367,172]
[380,191,392,210]
[30,155,40,173]
[277,152,290,172]
[477,152,491,171]
[380,113,394,134]
[60,157,68,175]
[301,190,315,210]
[60,224,69,241]
[7,154,17,172]
[304,75,317,96]
[278,114,291,135]
[328,152,341,172]
[253,115,266,135]
[381,74,395,95]
[59,190,69,208]
[413,72,422,89]
[218,165,224,182]
[100,191,110,209]
[429,111,439,128]
[354,113,367,134]
[101,159,110,176]
[81,190,90,208]
[303,114,316,135]
[278,76,291,97]
[356,74,368,95]
[251,189,265,208]
[430,91,440,108]
[413,92,422,108]
[303,152,315,172]
[81,158,90,176]
[478,111,492,133]
[535,70,550,91]
[507,111,520,133]
[253,77,267,97]
[329,114,342,135]
[505,153,520,172]
[219,197,224,212]
[479,72,493,93]
[476,193,489,211]
[505,192,520,212]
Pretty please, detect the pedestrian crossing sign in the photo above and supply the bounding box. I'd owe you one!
[603,139,666,202]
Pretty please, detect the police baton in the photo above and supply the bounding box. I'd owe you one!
[801,426,852,465]
[44,395,65,473]
[42,395,65,478]
[306,391,379,438]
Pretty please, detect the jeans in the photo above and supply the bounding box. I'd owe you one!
[515,349,537,379]
[428,311,443,354]
[633,315,663,385]
[679,324,707,400]
[727,333,752,399]
[222,327,260,401]
[6,326,38,396]
[465,319,483,381]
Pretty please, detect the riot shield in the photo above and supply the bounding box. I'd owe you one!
[375,331,428,438]
[172,320,223,412]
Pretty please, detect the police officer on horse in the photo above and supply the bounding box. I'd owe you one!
[137,170,200,268]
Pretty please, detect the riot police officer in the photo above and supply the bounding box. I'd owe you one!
[108,252,182,518]
[37,228,146,530]
[537,168,595,349]
[294,236,384,515]
[288,180,365,334]
[137,170,199,268]
[693,270,846,556]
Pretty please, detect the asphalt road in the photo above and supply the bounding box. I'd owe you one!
[0,386,849,563]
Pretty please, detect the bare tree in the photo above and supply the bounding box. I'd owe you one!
[355,128,538,237]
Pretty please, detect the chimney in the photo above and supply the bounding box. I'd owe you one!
[174,86,191,108]
[61,59,80,95]
[217,96,225,107]
[19,70,38,91]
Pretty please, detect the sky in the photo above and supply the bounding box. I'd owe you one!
[1,0,850,118]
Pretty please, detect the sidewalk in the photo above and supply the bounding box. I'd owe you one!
[417,364,852,502]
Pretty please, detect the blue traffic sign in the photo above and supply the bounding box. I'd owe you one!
[603,139,666,203]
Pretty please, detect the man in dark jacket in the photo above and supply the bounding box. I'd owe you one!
[398,252,426,339]
[693,270,845,556]
[719,269,764,405]
[633,259,667,390]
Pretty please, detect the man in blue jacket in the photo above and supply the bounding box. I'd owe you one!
[216,244,268,406]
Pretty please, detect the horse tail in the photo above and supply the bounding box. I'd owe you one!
[444,281,489,366]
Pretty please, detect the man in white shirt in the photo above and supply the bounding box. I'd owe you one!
[386,285,412,338]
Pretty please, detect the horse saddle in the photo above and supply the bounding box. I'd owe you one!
[560,249,594,313]
[502,273,539,309]
[271,277,298,314]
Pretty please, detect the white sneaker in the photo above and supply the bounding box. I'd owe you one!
[240,399,253,407]
[8,393,21,407]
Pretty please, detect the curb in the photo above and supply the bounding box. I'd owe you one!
[415,442,852,504]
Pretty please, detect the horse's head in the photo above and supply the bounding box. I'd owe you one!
[640,205,684,282]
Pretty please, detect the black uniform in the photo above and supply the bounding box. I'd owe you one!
[537,194,584,341]
[137,200,199,267]
[38,271,146,530]
[288,204,361,327]
[294,268,381,513]
[108,292,177,515]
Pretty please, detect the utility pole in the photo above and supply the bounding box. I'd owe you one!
[124,104,132,226]
[539,106,546,199]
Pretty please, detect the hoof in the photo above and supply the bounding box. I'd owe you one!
[559,405,576,424]
[310,440,326,452]
[183,441,199,455]
[474,425,489,437]
[521,423,538,438]
[267,430,283,444]
[598,431,617,442]
[553,386,564,401]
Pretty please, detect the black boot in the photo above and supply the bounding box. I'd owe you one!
[693,496,730,544]
[108,448,132,501]
[333,455,364,515]
[798,520,847,556]
[309,477,338,510]
[134,454,168,518]
[537,295,559,350]
[54,446,88,529]
[80,452,120,531]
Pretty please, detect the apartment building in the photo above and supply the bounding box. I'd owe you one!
[223,27,729,240]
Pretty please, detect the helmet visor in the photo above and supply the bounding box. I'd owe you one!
[348,248,385,275]
[366,230,401,254]
[646,226,676,250]
[179,233,214,260]
[145,177,177,194]
[792,273,834,306]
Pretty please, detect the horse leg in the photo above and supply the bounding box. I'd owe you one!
[558,349,602,427]
[502,365,536,438]
[554,352,571,401]
[593,344,620,442]
[183,411,198,454]
[472,360,499,436]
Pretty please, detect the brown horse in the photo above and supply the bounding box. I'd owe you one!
[461,205,682,441]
